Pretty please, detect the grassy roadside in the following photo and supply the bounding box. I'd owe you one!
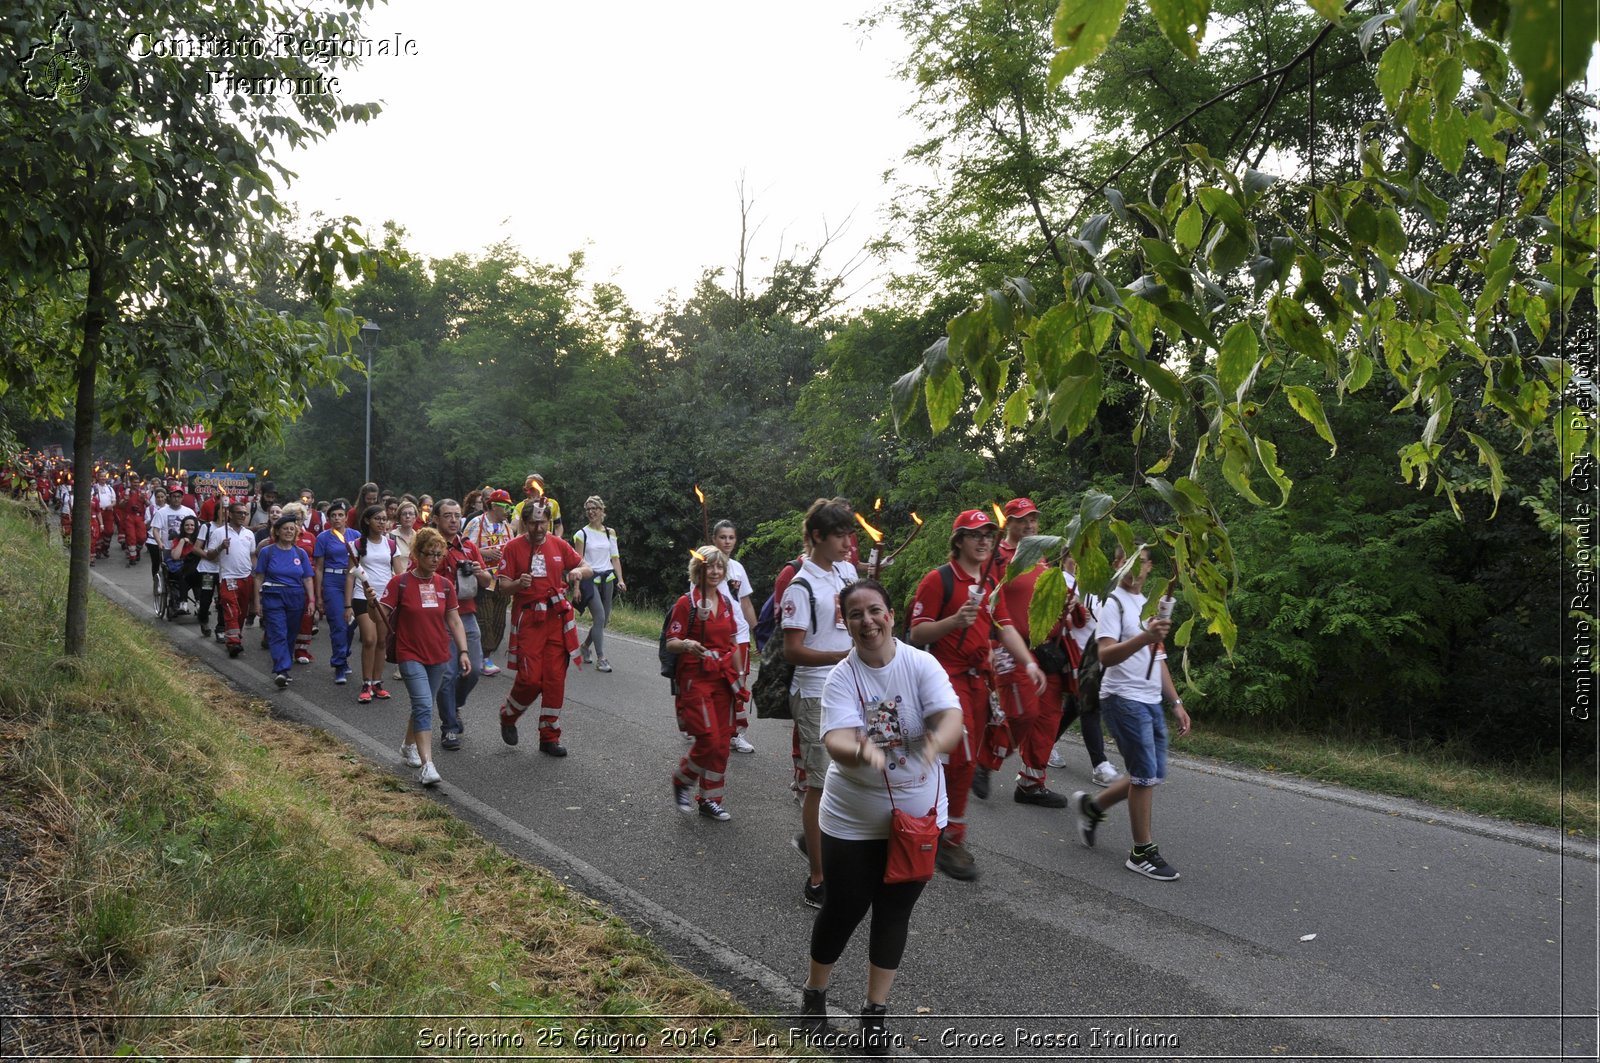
[0,500,800,1060]
[600,594,1592,837]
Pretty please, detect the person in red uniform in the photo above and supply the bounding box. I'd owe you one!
[906,509,1044,882]
[119,481,148,566]
[665,546,745,821]
[987,497,1083,808]
[280,503,320,666]
[492,502,592,755]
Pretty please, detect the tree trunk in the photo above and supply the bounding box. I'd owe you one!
[63,256,106,657]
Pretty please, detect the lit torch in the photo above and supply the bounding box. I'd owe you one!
[878,511,926,572]
[693,483,709,545]
[992,502,1007,530]
[856,512,886,577]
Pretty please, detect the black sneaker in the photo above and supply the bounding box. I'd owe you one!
[798,986,828,1037]
[698,799,732,821]
[858,1002,891,1058]
[971,765,991,800]
[273,672,289,689]
[199,625,212,638]
[1126,844,1180,881]
[1073,790,1105,848]
[1014,783,1069,808]
[539,740,568,757]
[441,729,461,751]
[500,717,519,746]
[802,878,825,909]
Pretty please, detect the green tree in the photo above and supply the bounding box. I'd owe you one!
[0,1,385,654]
[892,0,1596,667]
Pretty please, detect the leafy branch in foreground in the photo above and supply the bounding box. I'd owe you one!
[895,0,1597,663]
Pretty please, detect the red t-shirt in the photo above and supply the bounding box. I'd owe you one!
[444,534,485,616]
[497,534,584,610]
[908,561,1012,675]
[380,571,459,665]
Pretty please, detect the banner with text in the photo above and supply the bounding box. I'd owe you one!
[160,425,210,451]
[191,470,255,495]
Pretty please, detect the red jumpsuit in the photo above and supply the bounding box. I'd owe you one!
[908,562,1012,847]
[497,534,585,744]
[292,526,318,663]
[668,589,742,806]
[989,540,1063,787]
[120,489,147,565]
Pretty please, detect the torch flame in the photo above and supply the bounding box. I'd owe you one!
[991,503,1007,528]
[689,547,707,562]
[694,484,705,504]
[911,511,923,526]
[874,497,882,511]
[854,512,885,544]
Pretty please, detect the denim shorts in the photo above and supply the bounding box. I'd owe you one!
[1100,693,1167,786]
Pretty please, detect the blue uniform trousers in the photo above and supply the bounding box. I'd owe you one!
[262,587,306,675]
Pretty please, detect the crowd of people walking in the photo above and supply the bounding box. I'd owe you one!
[12,455,1195,1057]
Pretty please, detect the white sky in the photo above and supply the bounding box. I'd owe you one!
[280,0,925,313]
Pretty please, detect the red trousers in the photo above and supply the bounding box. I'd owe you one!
[994,672,1066,787]
[218,577,256,648]
[674,676,734,803]
[501,612,571,742]
[92,508,115,555]
[120,512,146,563]
[943,671,991,845]
[295,608,315,662]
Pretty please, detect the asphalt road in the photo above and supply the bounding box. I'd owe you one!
[94,558,1598,1061]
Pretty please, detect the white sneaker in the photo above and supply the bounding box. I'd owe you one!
[417,761,441,787]
[1092,760,1121,786]
[401,743,422,768]
[1047,746,1068,769]
[730,733,755,754]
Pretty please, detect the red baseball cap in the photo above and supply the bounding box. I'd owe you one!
[1003,497,1040,518]
[485,488,513,506]
[952,509,998,532]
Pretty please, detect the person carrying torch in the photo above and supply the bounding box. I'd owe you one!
[1072,545,1191,881]
[492,500,591,755]
[905,509,1045,882]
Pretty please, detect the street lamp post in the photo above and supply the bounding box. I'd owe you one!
[359,321,381,486]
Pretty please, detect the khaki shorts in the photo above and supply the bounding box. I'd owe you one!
[790,693,831,785]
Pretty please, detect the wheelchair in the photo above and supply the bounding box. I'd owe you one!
[156,558,197,621]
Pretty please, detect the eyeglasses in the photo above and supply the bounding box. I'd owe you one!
[421,550,447,560]
[963,529,997,540]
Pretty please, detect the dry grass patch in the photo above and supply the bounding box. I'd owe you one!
[0,502,801,1060]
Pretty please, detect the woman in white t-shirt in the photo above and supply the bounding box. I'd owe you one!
[799,579,962,1056]
[344,504,396,704]
[712,520,758,751]
[573,495,627,672]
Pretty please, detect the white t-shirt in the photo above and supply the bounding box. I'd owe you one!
[1095,586,1164,702]
[353,535,396,601]
[1065,571,1092,651]
[94,483,117,509]
[818,642,955,840]
[573,525,617,574]
[215,524,257,580]
[154,504,196,551]
[718,557,754,645]
[782,557,858,698]
[143,502,160,545]
[58,486,73,514]
[194,521,227,574]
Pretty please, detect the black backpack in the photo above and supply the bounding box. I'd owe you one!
[750,576,814,720]
[1075,595,1122,712]
[658,593,703,695]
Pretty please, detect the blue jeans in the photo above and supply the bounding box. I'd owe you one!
[1100,693,1168,786]
[398,659,446,734]
[437,614,482,734]
[321,576,351,669]
[261,588,305,675]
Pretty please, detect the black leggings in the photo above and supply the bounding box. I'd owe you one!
[1057,691,1109,764]
[809,833,926,971]
[147,543,162,580]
